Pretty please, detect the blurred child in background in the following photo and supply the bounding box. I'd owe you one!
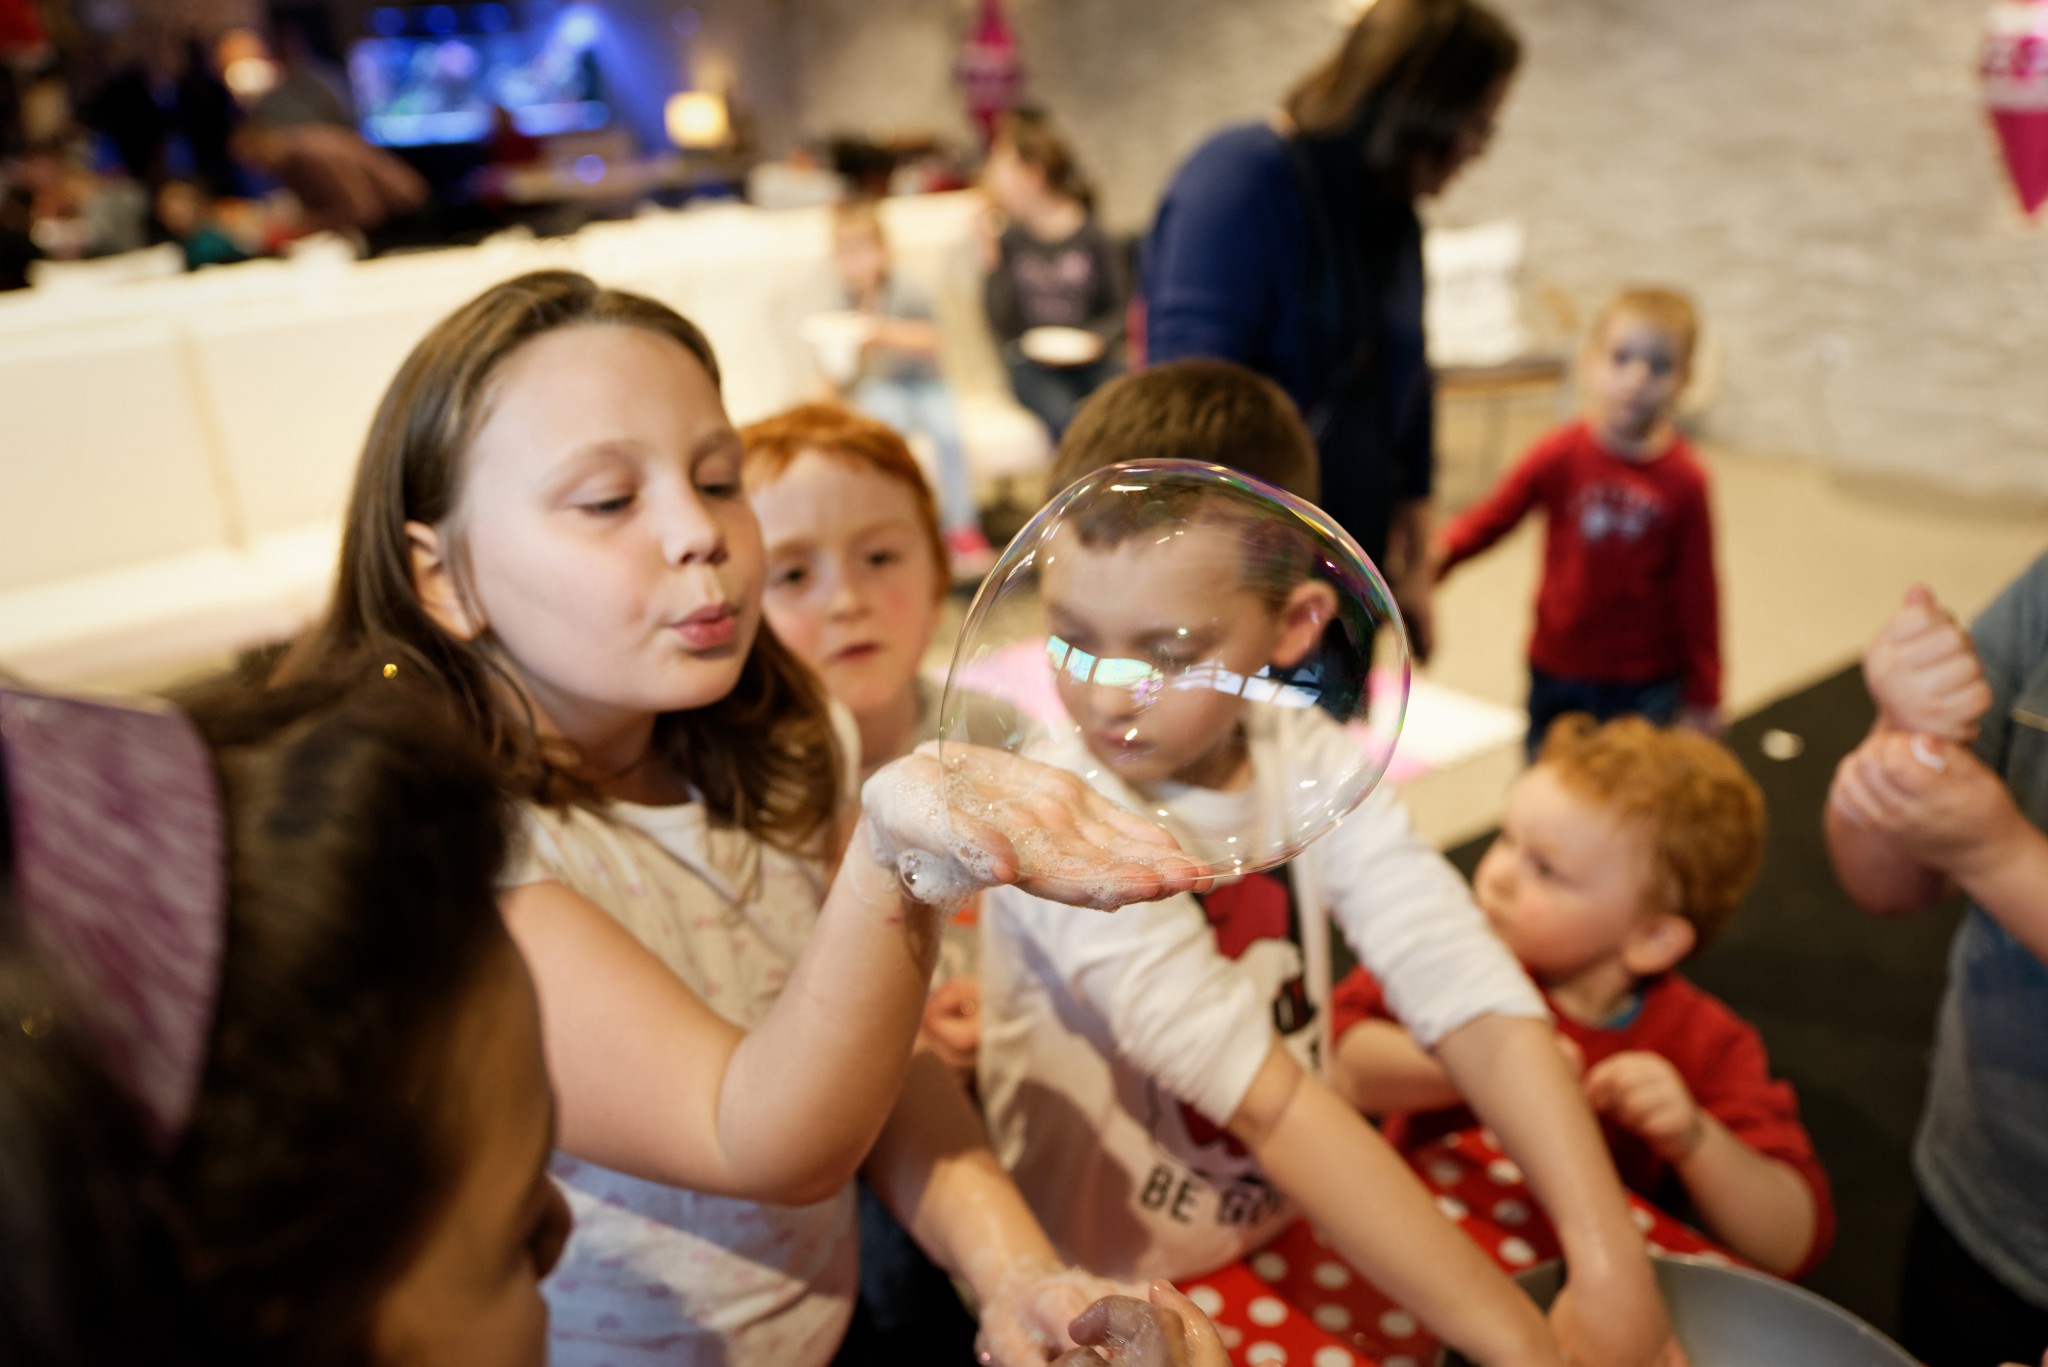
[1432,286,1721,758]
[825,197,993,579]
[980,108,1125,442]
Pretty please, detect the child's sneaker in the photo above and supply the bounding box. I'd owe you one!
[945,526,997,582]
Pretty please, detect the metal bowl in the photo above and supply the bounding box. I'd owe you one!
[1437,1255,1916,1367]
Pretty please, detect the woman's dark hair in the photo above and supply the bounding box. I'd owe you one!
[1283,0,1521,188]
[160,677,517,1365]
[275,270,842,853]
[994,106,1096,214]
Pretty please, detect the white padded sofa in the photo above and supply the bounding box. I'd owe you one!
[0,192,1050,686]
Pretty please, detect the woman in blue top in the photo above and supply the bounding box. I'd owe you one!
[1142,0,1519,659]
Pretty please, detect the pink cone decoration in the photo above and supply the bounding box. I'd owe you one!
[1983,0,2048,215]
[956,0,1023,148]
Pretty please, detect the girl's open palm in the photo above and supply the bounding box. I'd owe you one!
[864,744,1216,910]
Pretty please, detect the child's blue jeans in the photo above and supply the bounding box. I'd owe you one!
[853,377,979,536]
[1526,667,1685,761]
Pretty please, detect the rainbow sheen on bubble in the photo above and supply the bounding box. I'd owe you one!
[938,460,1409,884]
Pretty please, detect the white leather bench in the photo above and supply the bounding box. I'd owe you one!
[0,193,1051,687]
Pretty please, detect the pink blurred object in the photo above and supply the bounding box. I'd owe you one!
[1983,0,2048,215]
[956,0,1024,147]
[0,688,224,1148]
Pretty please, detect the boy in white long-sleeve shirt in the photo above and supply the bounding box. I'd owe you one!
[975,362,1678,1367]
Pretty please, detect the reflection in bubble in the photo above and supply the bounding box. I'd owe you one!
[939,460,1410,887]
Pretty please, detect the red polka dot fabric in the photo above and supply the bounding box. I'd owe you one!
[1176,1125,1734,1366]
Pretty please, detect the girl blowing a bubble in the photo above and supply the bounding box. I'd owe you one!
[278,270,1210,1366]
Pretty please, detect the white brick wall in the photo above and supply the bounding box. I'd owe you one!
[785,0,2048,500]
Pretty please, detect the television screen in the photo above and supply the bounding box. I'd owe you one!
[349,6,608,147]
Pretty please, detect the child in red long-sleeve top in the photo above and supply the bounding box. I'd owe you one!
[1330,715,1834,1280]
[1434,286,1721,758]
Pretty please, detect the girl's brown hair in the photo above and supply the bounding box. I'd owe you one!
[279,270,841,851]
[740,402,949,605]
[1284,0,1521,187]
[993,107,1096,214]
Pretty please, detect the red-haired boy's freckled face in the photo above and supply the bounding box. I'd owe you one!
[751,452,944,731]
[1472,765,1658,982]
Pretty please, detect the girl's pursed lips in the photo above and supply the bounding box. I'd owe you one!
[670,602,737,648]
[670,600,733,623]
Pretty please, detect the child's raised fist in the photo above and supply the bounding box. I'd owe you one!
[1864,585,1992,742]
[1583,1051,1705,1165]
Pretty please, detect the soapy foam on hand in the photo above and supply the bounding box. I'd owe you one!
[971,1252,1139,1365]
[861,760,997,909]
[862,754,1183,911]
[941,765,1174,910]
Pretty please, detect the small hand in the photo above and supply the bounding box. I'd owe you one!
[1864,585,1991,742]
[1550,1265,1686,1367]
[1392,573,1436,666]
[863,745,1215,909]
[1050,1283,1231,1367]
[978,1264,1134,1367]
[920,974,982,1072]
[1425,538,1453,588]
[1583,1052,1705,1165]
[1827,731,2023,881]
[1384,505,1437,665]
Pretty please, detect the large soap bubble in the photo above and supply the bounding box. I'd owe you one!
[938,459,1409,885]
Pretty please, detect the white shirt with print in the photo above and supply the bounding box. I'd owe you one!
[978,701,1547,1282]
